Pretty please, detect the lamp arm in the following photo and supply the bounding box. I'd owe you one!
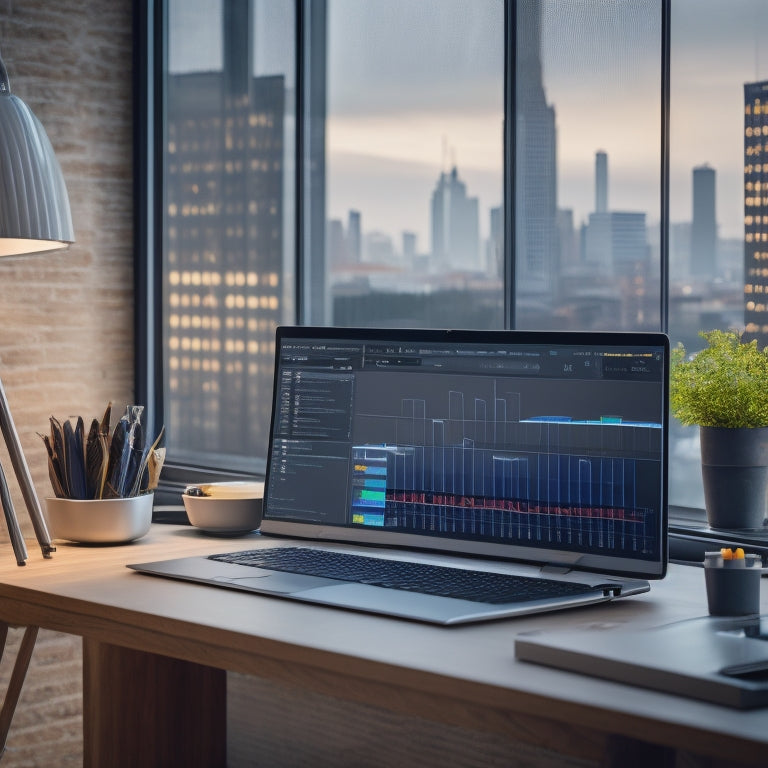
[0,460,26,565]
[0,378,54,558]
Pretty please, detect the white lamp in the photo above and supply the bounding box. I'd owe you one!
[0,53,73,255]
[0,46,74,562]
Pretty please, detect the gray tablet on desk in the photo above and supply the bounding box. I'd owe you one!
[515,615,768,708]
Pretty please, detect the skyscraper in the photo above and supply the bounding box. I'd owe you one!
[744,80,768,345]
[515,0,558,298]
[595,150,608,214]
[348,209,361,263]
[327,218,346,265]
[583,151,647,276]
[691,164,716,278]
[165,61,285,459]
[402,231,417,262]
[489,205,503,276]
[430,166,480,271]
[583,210,647,275]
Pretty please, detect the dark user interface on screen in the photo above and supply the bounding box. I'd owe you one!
[266,337,665,562]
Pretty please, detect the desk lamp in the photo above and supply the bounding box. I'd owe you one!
[0,46,74,564]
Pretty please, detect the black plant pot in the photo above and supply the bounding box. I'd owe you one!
[699,425,768,530]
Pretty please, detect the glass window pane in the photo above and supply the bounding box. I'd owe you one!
[515,0,662,332]
[315,0,505,329]
[163,0,295,471]
[668,0,768,510]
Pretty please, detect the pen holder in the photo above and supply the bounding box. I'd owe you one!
[704,552,762,616]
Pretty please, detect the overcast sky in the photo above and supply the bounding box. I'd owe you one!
[169,0,768,246]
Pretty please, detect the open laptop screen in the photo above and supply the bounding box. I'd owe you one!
[261,327,669,579]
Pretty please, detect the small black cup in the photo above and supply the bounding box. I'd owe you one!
[704,566,761,616]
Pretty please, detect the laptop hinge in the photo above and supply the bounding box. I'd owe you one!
[540,564,624,597]
[540,564,573,576]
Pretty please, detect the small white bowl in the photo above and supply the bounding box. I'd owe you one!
[182,482,264,535]
[45,494,154,544]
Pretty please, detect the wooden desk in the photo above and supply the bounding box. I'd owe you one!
[0,525,765,768]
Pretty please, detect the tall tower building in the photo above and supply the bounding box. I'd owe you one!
[582,150,648,281]
[402,231,417,261]
[164,2,286,460]
[489,205,503,276]
[515,0,558,297]
[327,219,346,265]
[430,166,480,271]
[595,150,608,214]
[347,210,362,264]
[583,210,647,275]
[165,73,285,459]
[691,164,716,278]
[744,80,768,345]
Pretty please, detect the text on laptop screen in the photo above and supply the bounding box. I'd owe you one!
[264,328,668,576]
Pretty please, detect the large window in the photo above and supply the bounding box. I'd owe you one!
[514,0,662,333]
[137,0,768,526]
[319,1,504,330]
[667,0,768,512]
[158,0,295,475]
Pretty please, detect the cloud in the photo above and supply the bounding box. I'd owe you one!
[327,0,503,115]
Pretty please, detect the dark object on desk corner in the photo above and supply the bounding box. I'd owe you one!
[515,615,768,709]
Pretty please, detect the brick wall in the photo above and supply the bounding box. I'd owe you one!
[0,3,133,764]
[0,0,135,537]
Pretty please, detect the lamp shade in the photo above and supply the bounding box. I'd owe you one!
[0,53,73,256]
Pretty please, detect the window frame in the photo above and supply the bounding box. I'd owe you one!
[134,0,675,505]
[134,0,165,469]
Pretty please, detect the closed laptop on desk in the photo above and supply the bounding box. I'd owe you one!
[130,326,669,624]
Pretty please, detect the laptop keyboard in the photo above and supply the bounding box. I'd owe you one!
[209,547,612,605]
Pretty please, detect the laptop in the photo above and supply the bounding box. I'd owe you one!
[130,326,669,625]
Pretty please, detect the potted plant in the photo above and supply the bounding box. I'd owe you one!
[670,329,768,529]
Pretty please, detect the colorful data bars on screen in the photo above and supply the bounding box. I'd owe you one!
[351,456,387,526]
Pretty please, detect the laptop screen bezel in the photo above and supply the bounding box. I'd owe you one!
[260,326,669,580]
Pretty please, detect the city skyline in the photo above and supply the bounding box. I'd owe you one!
[327,151,728,268]
[325,0,768,247]
[162,0,752,510]
[168,0,768,246]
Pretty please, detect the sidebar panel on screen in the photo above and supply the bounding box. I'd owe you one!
[268,366,354,523]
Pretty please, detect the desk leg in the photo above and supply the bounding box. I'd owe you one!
[82,638,226,768]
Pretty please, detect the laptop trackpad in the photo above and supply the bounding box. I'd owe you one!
[213,572,340,593]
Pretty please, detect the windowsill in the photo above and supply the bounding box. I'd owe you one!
[669,505,768,564]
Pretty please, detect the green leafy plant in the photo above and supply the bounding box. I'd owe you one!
[670,330,768,428]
